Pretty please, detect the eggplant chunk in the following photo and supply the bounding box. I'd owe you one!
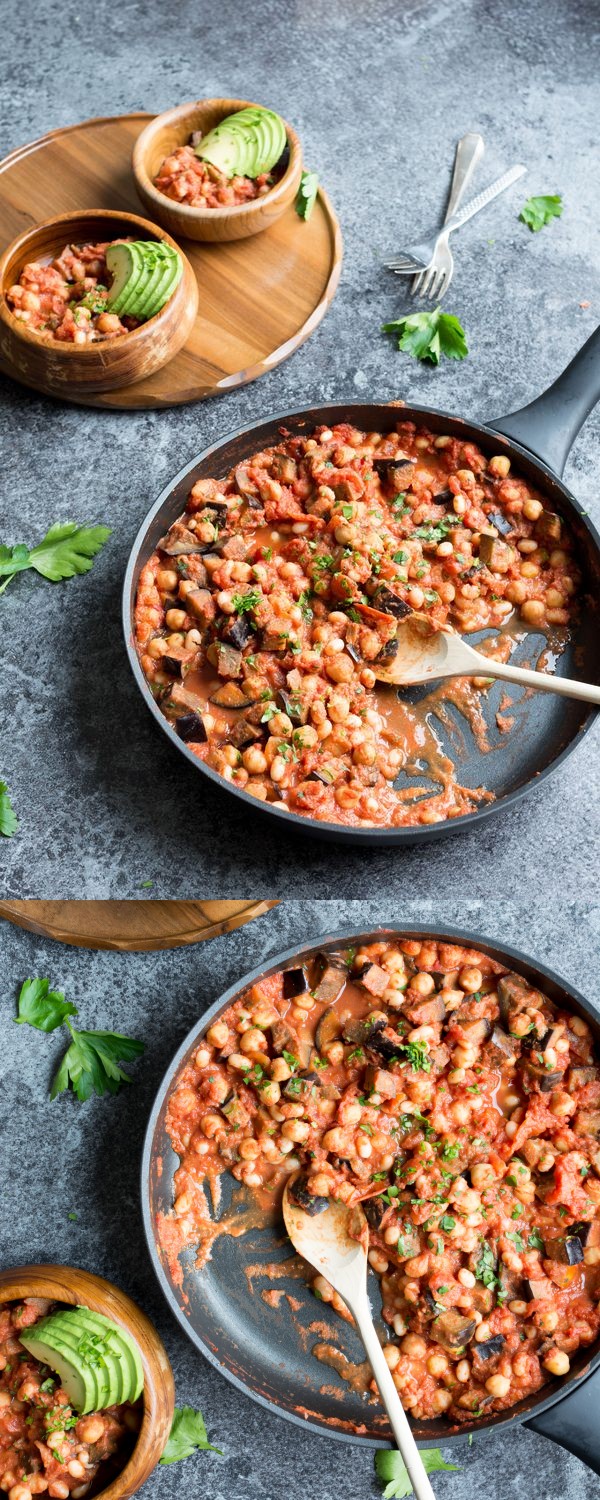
[459,1017,493,1046]
[545,1232,583,1266]
[314,954,347,1005]
[282,1070,321,1100]
[567,1065,600,1094]
[158,522,210,558]
[497,971,537,1022]
[363,1196,388,1230]
[535,510,562,544]
[478,534,515,573]
[221,615,256,651]
[372,585,411,620]
[276,690,307,725]
[315,1006,343,1052]
[282,966,309,999]
[289,1175,328,1216]
[175,711,207,743]
[403,994,446,1027]
[373,457,415,490]
[269,1018,298,1055]
[210,682,253,709]
[216,642,243,678]
[523,1276,554,1301]
[228,719,264,748]
[220,1092,248,1128]
[342,1012,387,1046]
[487,1026,519,1062]
[358,962,390,998]
[574,1110,600,1136]
[485,510,513,537]
[473,1334,505,1362]
[364,1065,400,1099]
[520,1057,563,1093]
[431,1310,477,1350]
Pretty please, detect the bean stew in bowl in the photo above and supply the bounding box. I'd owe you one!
[143,927,600,1450]
[133,410,586,834]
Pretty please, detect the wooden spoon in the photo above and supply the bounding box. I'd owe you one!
[283,1180,436,1500]
[373,612,600,704]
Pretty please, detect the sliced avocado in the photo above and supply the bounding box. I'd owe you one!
[105,242,146,316]
[106,242,182,322]
[20,1328,100,1414]
[51,1308,139,1407]
[195,106,286,179]
[38,1314,122,1407]
[70,1307,143,1402]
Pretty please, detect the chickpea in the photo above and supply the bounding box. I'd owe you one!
[242,747,268,775]
[271,1058,292,1082]
[66,1465,86,1481]
[459,966,483,992]
[488,455,511,478]
[408,971,435,997]
[293,724,319,749]
[432,1389,453,1413]
[207,1021,229,1048]
[401,1333,427,1359]
[523,498,543,521]
[455,1360,470,1382]
[325,655,354,684]
[9,1488,32,1500]
[485,1374,511,1398]
[537,1308,559,1334]
[509,1299,529,1315]
[239,1027,266,1054]
[407,585,425,609]
[156,568,179,592]
[543,1349,570,1377]
[368,1249,389,1274]
[267,712,293,738]
[458,1268,476,1289]
[383,1344,400,1371]
[521,599,545,626]
[165,608,187,630]
[470,1162,496,1190]
[427,1352,448,1376]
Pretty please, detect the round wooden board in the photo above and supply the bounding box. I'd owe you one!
[0,899,278,951]
[0,112,343,409]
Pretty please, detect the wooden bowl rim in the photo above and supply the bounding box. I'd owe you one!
[0,1263,175,1500]
[0,208,194,357]
[132,96,302,224]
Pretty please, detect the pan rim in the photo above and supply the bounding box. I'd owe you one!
[123,399,600,847]
[141,920,600,1448]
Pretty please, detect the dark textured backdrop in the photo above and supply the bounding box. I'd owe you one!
[1,898,599,1498]
[1,0,599,898]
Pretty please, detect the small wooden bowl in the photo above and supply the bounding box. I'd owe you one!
[132,98,303,243]
[0,210,198,395]
[0,1263,175,1500]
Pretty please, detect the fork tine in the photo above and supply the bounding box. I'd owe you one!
[384,256,427,273]
[411,269,425,296]
[427,267,446,303]
[416,263,437,299]
[436,267,452,302]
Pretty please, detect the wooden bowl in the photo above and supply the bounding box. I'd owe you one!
[0,210,198,395]
[0,1263,175,1500]
[132,98,303,243]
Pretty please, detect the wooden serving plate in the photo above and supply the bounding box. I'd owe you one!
[0,1264,175,1500]
[0,112,343,409]
[0,899,277,951]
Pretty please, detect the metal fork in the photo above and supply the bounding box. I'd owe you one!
[385,163,527,277]
[412,132,484,302]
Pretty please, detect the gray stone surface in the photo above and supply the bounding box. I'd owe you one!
[1,0,599,899]
[2,898,600,1500]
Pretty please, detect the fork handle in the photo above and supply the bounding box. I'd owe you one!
[349,1292,436,1500]
[444,163,527,236]
[445,133,484,221]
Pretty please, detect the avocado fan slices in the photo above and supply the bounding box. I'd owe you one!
[20,1305,144,1414]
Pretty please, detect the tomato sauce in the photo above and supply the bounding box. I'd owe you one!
[6,244,137,344]
[134,419,580,828]
[154,141,284,209]
[162,938,600,1426]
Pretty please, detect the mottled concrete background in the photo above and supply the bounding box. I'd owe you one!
[1,899,599,1499]
[1,0,599,896]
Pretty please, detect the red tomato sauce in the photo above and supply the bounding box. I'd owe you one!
[162,939,600,1426]
[134,419,580,828]
[6,243,138,344]
[154,140,283,208]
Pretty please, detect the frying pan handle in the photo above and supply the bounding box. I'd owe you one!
[490,324,600,476]
[525,1365,600,1475]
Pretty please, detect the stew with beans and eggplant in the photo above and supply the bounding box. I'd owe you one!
[135,419,580,828]
[163,939,600,1425]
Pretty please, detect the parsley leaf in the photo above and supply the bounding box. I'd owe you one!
[519,194,563,232]
[159,1405,222,1465]
[383,307,468,366]
[396,1041,432,1073]
[528,1229,544,1250]
[282,1049,299,1073]
[231,587,261,614]
[0,523,111,595]
[50,1022,144,1102]
[0,780,18,837]
[475,1241,499,1291]
[507,1230,525,1251]
[375,1447,459,1499]
[439,1214,456,1233]
[14,978,78,1033]
[295,170,319,221]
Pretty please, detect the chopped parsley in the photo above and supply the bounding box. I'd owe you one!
[383,308,468,366]
[519,194,563,232]
[231,587,261,613]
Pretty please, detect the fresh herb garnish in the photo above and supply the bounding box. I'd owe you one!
[396,1041,432,1073]
[475,1241,499,1291]
[282,1050,299,1073]
[51,1022,145,1102]
[414,517,454,545]
[231,587,261,613]
[507,1230,525,1251]
[375,1447,459,1499]
[14,977,78,1033]
[528,1229,544,1250]
[439,1214,456,1233]
[442,1142,460,1160]
[383,307,468,365]
[0,522,111,596]
[519,194,563,232]
[0,780,18,837]
[160,1405,222,1465]
[295,170,319,221]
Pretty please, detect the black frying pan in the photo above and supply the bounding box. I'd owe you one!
[142,923,600,1477]
[123,327,600,846]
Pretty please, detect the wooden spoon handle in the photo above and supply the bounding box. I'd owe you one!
[471,655,600,705]
[350,1296,436,1500]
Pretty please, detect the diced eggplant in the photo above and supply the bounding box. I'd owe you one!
[359,962,390,998]
[306,769,334,786]
[276,690,307,725]
[269,1018,297,1055]
[375,635,400,663]
[373,586,411,620]
[221,615,256,651]
[403,994,446,1027]
[228,719,264,748]
[283,966,309,999]
[522,1276,554,1301]
[162,655,187,677]
[186,588,216,625]
[315,1006,342,1052]
[220,1092,248,1127]
[175,712,207,743]
[289,1174,328,1216]
[216,642,243,678]
[210,682,253,709]
[432,487,454,507]
[574,1110,600,1136]
[364,1065,399,1099]
[363,1196,388,1230]
[473,1334,505,1362]
[199,500,230,526]
[282,1070,321,1100]
[270,451,296,482]
[431,1310,477,1350]
[545,1232,583,1265]
[485,510,513,537]
[373,458,415,490]
[520,1057,563,1093]
[342,1012,386,1046]
[570,1221,600,1249]
[497,972,537,1024]
[520,1026,552,1055]
[260,631,290,653]
[488,1025,520,1062]
[234,464,258,498]
[535,510,562,544]
[314,954,348,1005]
[220,535,248,561]
[567,1065,599,1094]
[458,1017,493,1047]
[344,639,362,663]
[369,1028,404,1063]
[423,1287,442,1318]
[158,523,210,557]
[478,534,515,573]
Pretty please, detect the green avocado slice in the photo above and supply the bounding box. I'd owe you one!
[69,1307,143,1402]
[141,251,182,320]
[105,242,146,316]
[20,1328,101,1414]
[106,242,182,321]
[195,106,286,179]
[125,246,169,321]
[37,1314,123,1406]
